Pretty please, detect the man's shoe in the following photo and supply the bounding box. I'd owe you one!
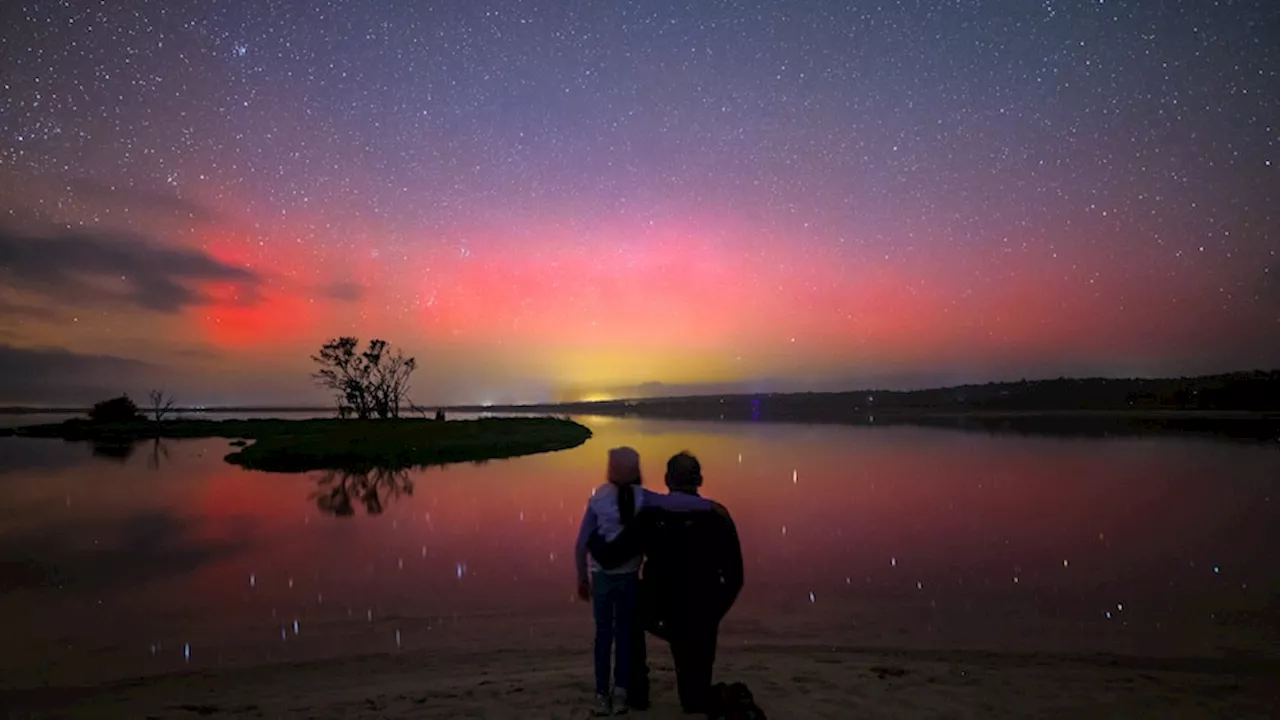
[593,692,612,716]
[707,682,768,719]
[627,677,650,710]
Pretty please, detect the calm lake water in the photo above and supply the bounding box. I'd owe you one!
[1,415,1277,689]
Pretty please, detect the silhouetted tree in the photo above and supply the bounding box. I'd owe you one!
[89,395,142,423]
[311,337,418,419]
[369,342,416,419]
[148,390,176,422]
[312,337,369,418]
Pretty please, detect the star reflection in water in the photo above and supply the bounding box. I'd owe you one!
[2,420,1278,690]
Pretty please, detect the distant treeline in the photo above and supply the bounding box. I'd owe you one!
[455,370,1280,420]
[3,370,1278,419]
[757,370,1280,414]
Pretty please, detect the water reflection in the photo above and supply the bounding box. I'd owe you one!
[0,510,246,593]
[87,437,174,469]
[313,467,413,516]
[0,419,1276,690]
[91,439,135,461]
[147,438,171,470]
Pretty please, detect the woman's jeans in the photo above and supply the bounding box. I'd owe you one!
[591,570,639,694]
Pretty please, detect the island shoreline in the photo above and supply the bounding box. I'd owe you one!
[0,417,594,473]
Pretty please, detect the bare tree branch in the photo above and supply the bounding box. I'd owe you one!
[148,389,176,422]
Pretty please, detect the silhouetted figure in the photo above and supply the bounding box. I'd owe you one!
[589,452,743,714]
[573,446,644,714]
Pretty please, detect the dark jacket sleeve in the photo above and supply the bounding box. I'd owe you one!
[586,507,657,569]
[713,503,744,619]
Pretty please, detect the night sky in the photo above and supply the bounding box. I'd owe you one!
[1,0,1277,405]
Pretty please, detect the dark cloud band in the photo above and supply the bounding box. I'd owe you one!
[0,227,259,313]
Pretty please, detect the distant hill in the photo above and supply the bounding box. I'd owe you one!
[4,370,1277,418]
[458,370,1279,413]
[447,370,1280,441]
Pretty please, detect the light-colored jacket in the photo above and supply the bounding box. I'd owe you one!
[574,487,717,584]
[578,483,644,576]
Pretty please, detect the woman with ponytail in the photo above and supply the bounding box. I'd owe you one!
[574,446,645,715]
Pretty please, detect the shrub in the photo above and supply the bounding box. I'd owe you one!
[89,395,143,423]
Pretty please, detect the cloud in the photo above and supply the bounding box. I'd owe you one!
[65,177,218,222]
[320,280,364,302]
[0,227,259,313]
[0,344,155,405]
[0,296,65,321]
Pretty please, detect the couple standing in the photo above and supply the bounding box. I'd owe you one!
[574,447,744,715]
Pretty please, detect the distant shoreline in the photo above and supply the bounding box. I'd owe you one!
[2,369,1277,446]
[3,406,1276,421]
[4,408,1276,444]
[4,407,1279,420]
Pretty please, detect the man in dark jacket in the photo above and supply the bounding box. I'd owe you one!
[589,451,744,714]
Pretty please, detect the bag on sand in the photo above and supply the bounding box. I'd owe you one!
[708,682,767,720]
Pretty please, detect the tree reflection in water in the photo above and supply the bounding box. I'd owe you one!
[91,440,135,461]
[312,467,414,517]
[147,437,170,470]
[89,437,172,468]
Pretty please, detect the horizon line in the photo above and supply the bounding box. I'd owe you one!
[1,367,1275,413]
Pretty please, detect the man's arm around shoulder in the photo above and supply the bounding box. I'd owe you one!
[587,490,715,569]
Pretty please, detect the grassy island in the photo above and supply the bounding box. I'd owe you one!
[0,416,593,473]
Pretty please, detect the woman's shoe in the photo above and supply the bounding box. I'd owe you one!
[611,688,630,715]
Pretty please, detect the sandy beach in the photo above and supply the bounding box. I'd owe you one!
[4,635,1277,719]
